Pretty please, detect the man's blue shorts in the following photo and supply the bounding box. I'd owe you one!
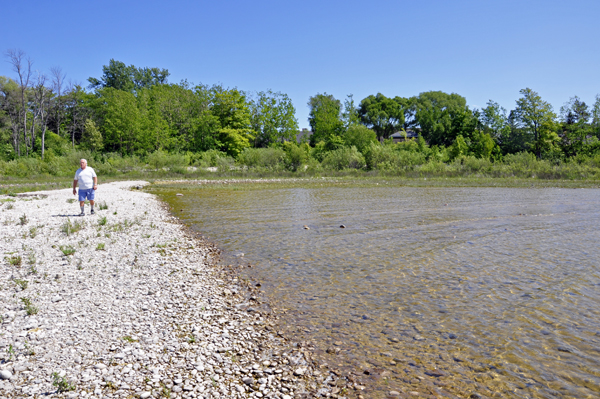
[78,188,95,202]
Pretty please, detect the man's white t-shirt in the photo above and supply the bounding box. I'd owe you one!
[74,167,97,190]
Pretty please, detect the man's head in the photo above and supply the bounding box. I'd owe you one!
[80,159,87,169]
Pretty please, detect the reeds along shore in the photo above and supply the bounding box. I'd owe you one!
[0,181,338,399]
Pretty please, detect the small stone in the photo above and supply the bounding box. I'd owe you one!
[51,295,62,303]
[303,225,310,230]
[0,370,12,380]
[139,393,151,399]
[413,335,425,341]
[425,369,446,377]
[293,368,306,376]
[389,391,401,396]
[176,193,183,196]
[339,225,346,228]
[183,385,193,391]
[243,377,254,385]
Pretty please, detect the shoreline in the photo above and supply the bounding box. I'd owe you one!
[0,181,339,398]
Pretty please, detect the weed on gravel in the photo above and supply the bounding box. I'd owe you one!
[18,213,28,225]
[7,254,22,266]
[13,279,28,290]
[59,245,76,256]
[52,372,76,393]
[61,218,84,236]
[20,297,38,315]
[96,243,105,251]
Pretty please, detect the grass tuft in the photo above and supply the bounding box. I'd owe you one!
[60,218,84,236]
[20,297,38,315]
[59,245,76,256]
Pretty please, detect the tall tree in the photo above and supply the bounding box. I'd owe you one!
[210,87,254,156]
[559,96,591,157]
[414,91,470,146]
[97,87,140,154]
[5,49,33,156]
[592,94,600,139]
[31,73,52,158]
[358,93,406,140]
[50,66,66,139]
[481,100,510,144]
[250,90,298,147]
[88,59,169,92]
[513,88,558,159]
[307,93,344,146]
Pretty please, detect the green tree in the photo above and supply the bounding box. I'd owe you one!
[307,93,344,146]
[82,119,103,152]
[210,87,254,156]
[559,96,592,157]
[343,125,377,154]
[97,87,140,154]
[592,94,600,139]
[481,100,511,148]
[250,90,298,147]
[414,91,470,146]
[342,94,360,128]
[513,88,558,159]
[88,59,169,92]
[358,93,405,140]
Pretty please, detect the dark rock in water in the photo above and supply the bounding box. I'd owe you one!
[425,369,447,377]
[331,323,342,328]
[558,346,574,353]
[469,394,482,399]
[303,225,310,230]
[361,314,370,320]
[448,333,457,339]
[340,225,346,228]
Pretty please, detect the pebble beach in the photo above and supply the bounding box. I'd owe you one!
[0,181,339,399]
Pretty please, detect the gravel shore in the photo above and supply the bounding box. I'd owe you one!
[0,181,339,399]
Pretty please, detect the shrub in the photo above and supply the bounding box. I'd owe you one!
[147,150,189,170]
[322,146,366,170]
[237,147,286,169]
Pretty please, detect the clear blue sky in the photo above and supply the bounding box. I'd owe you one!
[2,0,598,128]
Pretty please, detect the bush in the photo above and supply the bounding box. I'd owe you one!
[237,147,286,169]
[194,150,232,168]
[365,143,427,170]
[322,146,366,170]
[343,125,377,155]
[147,150,189,170]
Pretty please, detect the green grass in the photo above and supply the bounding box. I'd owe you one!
[18,213,28,225]
[52,372,75,393]
[60,218,84,236]
[59,245,76,256]
[13,279,28,290]
[7,255,22,266]
[96,243,105,251]
[98,201,108,210]
[98,216,107,226]
[20,297,38,315]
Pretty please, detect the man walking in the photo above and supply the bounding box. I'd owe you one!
[73,159,98,216]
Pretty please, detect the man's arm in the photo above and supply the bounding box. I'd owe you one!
[72,179,78,195]
[93,176,98,190]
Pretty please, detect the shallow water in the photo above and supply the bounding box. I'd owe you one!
[158,184,600,398]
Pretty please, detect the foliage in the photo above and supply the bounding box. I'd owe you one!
[88,59,169,92]
[237,147,286,169]
[307,93,344,145]
[322,146,366,170]
[358,93,407,140]
[250,90,298,147]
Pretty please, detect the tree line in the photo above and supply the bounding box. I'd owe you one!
[1,50,600,169]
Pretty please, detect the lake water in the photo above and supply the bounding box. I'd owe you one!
[157,183,600,398]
